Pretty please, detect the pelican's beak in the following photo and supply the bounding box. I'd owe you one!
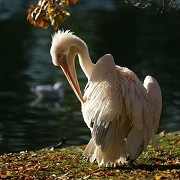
[60,56,85,104]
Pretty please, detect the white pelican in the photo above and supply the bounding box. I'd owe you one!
[50,30,162,166]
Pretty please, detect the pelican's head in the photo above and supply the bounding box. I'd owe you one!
[50,30,84,103]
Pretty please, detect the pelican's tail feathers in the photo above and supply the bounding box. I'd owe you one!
[83,138,104,165]
[83,138,128,167]
[126,126,147,161]
[83,138,96,162]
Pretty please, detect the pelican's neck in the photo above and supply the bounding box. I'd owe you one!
[75,38,94,79]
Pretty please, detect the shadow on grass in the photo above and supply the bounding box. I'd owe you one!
[106,162,180,172]
[133,163,180,171]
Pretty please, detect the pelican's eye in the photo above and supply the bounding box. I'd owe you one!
[57,53,64,64]
[57,53,62,59]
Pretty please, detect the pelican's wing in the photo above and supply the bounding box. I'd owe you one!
[126,75,162,160]
[82,54,149,165]
[143,75,162,148]
[83,54,125,134]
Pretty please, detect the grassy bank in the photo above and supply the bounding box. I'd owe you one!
[0,132,179,179]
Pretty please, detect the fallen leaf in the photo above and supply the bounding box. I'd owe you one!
[0,174,8,179]
[106,171,116,176]
[49,157,57,161]
[154,173,169,180]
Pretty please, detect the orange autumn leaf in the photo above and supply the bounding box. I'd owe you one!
[49,157,57,161]
[0,174,8,179]
[70,0,78,4]
[106,171,116,176]
[155,173,169,180]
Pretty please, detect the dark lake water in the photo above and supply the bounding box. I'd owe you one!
[0,1,179,154]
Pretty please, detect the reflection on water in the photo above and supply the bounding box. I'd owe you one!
[30,81,64,108]
[0,1,179,154]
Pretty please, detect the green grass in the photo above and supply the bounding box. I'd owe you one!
[0,132,179,179]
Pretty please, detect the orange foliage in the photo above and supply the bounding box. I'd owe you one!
[27,0,78,30]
